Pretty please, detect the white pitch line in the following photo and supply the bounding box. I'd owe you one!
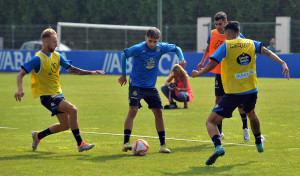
[78,131,256,147]
[3,128,299,149]
[0,127,19,129]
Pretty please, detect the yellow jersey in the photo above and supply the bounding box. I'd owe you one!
[31,51,62,98]
[221,38,258,94]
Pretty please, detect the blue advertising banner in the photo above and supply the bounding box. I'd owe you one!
[0,50,299,78]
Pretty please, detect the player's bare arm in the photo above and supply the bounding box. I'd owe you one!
[261,46,290,80]
[14,69,27,101]
[67,65,105,75]
[197,45,210,71]
[192,59,218,78]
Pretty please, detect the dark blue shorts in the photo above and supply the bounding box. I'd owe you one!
[212,92,257,118]
[40,93,65,116]
[129,86,163,109]
[215,74,225,97]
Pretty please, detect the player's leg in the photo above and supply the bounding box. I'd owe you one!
[152,108,170,153]
[145,87,170,153]
[57,100,94,152]
[215,96,225,139]
[32,94,66,151]
[123,86,141,152]
[238,106,250,142]
[205,112,225,165]
[243,92,264,152]
[247,110,265,152]
[215,74,225,139]
[123,106,139,151]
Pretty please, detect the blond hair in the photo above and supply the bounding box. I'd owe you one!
[41,28,57,40]
[169,64,188,79]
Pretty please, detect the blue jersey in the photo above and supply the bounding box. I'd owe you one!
[124,41,184,88]
[21,51,71,73]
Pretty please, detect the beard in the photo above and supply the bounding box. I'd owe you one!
[48,46,55,53]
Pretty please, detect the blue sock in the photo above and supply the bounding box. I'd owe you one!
[38,128,52,140]
[72,129,83,146]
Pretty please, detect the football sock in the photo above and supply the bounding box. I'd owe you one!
[212,135,222,148]
[240,113,248,129]
[158,131,166,146]
[38,128,52,140]
[124,129,131,144]
[254,133,262,144]
[217,121,223,133]
[72,129,83,146]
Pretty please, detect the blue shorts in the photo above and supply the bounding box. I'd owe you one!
[215,74,225,97]
[40,93,65,116]
[129,86,163,109]
[212,92,257,118]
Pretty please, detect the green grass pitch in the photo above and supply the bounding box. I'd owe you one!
[0,73,299,175]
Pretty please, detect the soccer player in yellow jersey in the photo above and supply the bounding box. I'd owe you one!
[197,11,250,142]
[192,21,289,165]
[14,28,105,152]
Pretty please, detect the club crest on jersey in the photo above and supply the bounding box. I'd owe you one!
[156,47,161,52]
[142,50,147,52]
[237,53,251,65]
[144,58,156,69]
[132,91,138,96]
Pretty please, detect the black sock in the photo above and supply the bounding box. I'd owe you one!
[240,113,248,129]
[254,133,261,144]
[38,128,52,140]
[212,135,222,148]
[124,129,131,144]
[217,121,223,133]
[158,131,165,146]
[72,129,83,146]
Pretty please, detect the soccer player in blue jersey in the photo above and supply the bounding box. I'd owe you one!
[192,21,289,165]
[14,28,105,152]
[118,27,187,153]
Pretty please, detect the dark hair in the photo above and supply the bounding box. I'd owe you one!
[224,21,240,34]
[146,27,161,39]
[214,11,227,22]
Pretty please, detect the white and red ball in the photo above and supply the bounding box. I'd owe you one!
[132,139,150,156]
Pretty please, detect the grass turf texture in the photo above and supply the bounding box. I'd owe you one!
[0,73,299,175]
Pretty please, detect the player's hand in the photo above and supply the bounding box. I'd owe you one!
[118,75,127,86]
[192,70,199,78]
[179,60,187,68]
[197,62,204,71]
[282,62,290,80]
[14,90,24,101]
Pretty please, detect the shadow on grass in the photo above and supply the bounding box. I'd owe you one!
[170,143,236,153]
[161,161,255,175]
[0,151,56,160]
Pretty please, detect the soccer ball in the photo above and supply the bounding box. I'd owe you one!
[132,139,150,156]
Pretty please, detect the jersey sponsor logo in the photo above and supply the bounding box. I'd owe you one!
[235,69,254,79]
[144,58,156,69]
[237,53,251,65]
[229,43,250,48]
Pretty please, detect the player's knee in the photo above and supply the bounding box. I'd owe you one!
[69,106,78,116]
[61,124,69,131]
